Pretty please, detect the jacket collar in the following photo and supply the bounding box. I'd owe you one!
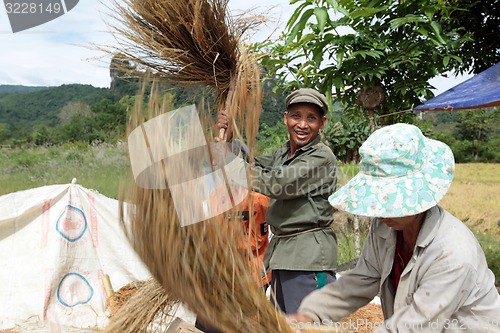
[374,205,441,249]
[374,219,395,240]
[415,205,441,249]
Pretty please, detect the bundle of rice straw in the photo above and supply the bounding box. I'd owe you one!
[105,0,289,332]
[109,0,265,143]
[111,87,291,332]
[106,1,345,332]
[107,280,147,317]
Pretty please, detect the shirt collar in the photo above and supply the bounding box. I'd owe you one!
[415,205,441,249]
[283,135,322,156]
[374,205,441,248]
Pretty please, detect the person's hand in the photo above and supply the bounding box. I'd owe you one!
[216,110,233,141]
[286,313,315,333]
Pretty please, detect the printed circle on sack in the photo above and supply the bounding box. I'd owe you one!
[56,205,87,242]
[56,272,94,307]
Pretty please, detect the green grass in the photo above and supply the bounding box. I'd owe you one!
[337,161,359,187]
[0,143,130,198]
[337,226,368,266]
[473,230,500,286]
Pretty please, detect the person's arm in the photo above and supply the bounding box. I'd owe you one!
[297,223,382,322]
[251,149,337,200]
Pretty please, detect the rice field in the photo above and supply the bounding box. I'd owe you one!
[440,163,500,237]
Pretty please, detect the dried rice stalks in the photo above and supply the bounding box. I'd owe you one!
[108,0,265,111]
[105,0,318,332]
[113,85,289,333]
[107,280,148,317]
[103,279,176,333]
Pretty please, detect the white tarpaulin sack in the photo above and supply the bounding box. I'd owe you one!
[0,181,152,332]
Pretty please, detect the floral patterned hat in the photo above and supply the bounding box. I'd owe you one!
[329,123,455,217]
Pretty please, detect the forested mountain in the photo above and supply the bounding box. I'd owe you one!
[0,84,113,129]
[2,76,496,162]
[0,85,48,95]
[0,73,286,146]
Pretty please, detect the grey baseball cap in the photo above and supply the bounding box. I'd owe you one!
[285,88,328,115]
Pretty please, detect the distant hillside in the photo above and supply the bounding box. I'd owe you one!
[0,84,113,131]
[0,85,49,95]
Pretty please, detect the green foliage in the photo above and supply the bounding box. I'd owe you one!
[260,77,288,129]
[0,84,113,127]
[483,136,500,162]
[0,122,10,143]
[255,122,289,155]
[257,0,496,126]
[0,85,48,95]
[322,112,371,163]
[439,0,500,74]
[455,109,496,141]
[9,149,50,168]
[423,108,500,163]
[0,84,114,145]
[0,57,289,147]
[336,225,368,265]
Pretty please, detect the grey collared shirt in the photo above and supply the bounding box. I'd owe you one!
[298,206,500,332]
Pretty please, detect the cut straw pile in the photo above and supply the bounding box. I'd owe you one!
[104,279,176,332]
[111,87,291,332]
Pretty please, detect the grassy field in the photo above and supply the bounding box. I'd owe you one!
[0,143,130,199]
[439,163,500,281]
[0,145,498,281]
[440,163,500,237]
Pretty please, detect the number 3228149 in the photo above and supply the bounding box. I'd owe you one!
[5,2,62,14]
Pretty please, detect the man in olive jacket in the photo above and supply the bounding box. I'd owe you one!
[217,88,338,314]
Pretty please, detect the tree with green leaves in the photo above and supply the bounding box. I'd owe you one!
[258,0,495,125]
[454,108,499,161]
[438,0,499,74]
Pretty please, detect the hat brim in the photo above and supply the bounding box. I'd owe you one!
[329,138,454,218]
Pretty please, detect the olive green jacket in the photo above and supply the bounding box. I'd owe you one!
[252,136,338,271]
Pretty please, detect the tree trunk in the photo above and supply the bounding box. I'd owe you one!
[368,110,376,133]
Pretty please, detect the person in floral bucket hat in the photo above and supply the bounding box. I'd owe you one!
[287,123,500,332]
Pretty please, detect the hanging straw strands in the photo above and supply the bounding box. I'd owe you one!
[104,0,284,331]
[109,0,265,105]
[110,84,292,332]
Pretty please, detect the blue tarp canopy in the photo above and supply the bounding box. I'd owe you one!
[414,63,500,111]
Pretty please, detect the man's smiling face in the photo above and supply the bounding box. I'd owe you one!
[284,102,326,155]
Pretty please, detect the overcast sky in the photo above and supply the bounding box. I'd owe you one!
[0,0,470,94]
